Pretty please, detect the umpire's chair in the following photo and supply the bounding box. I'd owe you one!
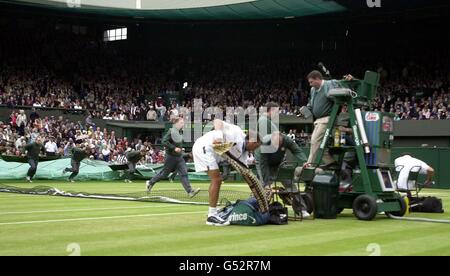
[270,162,314,221]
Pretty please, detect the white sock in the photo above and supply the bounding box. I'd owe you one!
[208,207,217,217]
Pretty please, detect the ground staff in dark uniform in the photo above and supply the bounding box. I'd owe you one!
[63,144,89,182]
[255,133,310,217]
[124,149,143,183]
[145,117,200,198]
[24,137,43,183]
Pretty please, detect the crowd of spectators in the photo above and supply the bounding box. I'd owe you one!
[2,25,447,123]
[0,109,166,164]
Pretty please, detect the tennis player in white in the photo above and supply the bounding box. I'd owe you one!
[192,119,261,226]
[395,153,435,191]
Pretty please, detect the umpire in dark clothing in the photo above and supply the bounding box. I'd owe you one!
[25,137,43,183]
[146,117,200,197]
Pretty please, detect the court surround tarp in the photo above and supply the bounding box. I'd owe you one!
[0,158,210,181]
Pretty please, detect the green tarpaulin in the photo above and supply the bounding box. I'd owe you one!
[0,159,210,181]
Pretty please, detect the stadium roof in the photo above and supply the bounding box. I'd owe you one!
[2,0,347,20]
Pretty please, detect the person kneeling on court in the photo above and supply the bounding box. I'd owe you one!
[63,144,89,182]
[255,133,311,218]
[395,153,435,192]
[193,119,261,226]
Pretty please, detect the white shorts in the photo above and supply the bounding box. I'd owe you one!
[396,165,430,190]
[192,143,220,172]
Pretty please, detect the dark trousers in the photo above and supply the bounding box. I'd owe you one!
[125,162,137,180]
[27,158,38,179]
[18,123,25,136]
[148,154,193,193]
[65,160,81,180]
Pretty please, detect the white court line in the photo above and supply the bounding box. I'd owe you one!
[0,211,206,226]
[0,204,192,215]
[0,193,47,198]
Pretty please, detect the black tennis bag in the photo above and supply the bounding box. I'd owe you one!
[410,196,444,213]
[268,202,288,225]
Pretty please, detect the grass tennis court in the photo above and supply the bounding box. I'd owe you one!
[1,180,450,256]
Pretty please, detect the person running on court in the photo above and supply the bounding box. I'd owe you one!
[146,117,200,197]
[124,148,144,183]
[63,143,89,182]
[192,119,261,226]
[24,136,43,183]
